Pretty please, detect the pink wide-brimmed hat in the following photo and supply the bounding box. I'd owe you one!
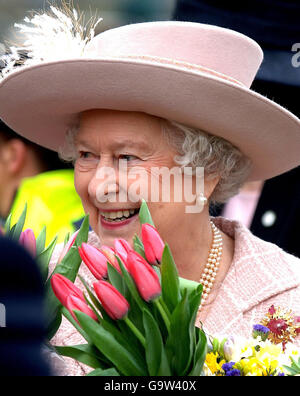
[0,7,300,181]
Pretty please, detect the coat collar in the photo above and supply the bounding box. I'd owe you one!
[203,217,300,334]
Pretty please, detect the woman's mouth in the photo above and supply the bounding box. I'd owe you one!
[99,208,140,229]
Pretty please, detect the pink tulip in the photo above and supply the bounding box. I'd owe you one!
[78,243,108,280]
[114,238,132,264]
[19,228,36,256]
[93,280,130,320]
[141,224,164,265]
[51,273,84,307]
[101,245,125,273]
[66,295,98,323]
[58,230,79,263]
[126,250,161,302]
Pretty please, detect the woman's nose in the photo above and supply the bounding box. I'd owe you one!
[88,164,120,204]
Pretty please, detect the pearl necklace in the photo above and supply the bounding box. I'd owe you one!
[199,220,223,309]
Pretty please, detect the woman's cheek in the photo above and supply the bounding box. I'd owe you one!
[74,166,91,203]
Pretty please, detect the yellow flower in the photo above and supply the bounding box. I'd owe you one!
[236,341,284,376]
[205,352,226,375]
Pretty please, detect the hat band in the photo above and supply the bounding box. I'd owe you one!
[114,54,245,88]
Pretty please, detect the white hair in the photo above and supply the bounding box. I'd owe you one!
[59,116,252,204]
[160,119,252,204]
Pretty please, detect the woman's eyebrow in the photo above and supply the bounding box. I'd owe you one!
[110,139,150,151]
[74,139,95,151]
[76,137,150,152]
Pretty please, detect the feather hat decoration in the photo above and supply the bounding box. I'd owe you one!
[0,4,102,80]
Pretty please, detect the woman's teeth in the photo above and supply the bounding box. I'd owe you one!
[100,209,138,222]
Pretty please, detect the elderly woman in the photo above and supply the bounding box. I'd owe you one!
[0,7,299,375]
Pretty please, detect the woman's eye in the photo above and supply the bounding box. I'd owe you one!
[79,151,95,159]
[118,154,138,161]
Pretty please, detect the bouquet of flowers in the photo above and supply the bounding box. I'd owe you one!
[49,200,207,376]
[206,306,300,376]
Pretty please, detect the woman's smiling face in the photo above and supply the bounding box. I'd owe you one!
[74,109,182,247]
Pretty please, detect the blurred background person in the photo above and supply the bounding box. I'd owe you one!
[0,119,85,244]
[0,236,52,375]
[173,0,300,258]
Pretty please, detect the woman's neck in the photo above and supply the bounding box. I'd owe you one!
[167,210,234,301]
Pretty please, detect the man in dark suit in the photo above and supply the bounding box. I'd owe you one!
[173,0,300,258]
[0,236,51,375]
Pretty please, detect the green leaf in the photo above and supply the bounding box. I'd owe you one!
[160,244,181,313]
[139,199,155,226]
[165,289,193,375]
[133,234,146,259]
[86,368,120,376]
[74,215,90,247]
[179,277,202,296]
[4,212,12,234]
[187,284,203,337]
[11,203,27,241]
[36,235,58,282]
[46,305,62,341]
[107,262,126,295]
[55,345,105,369]
[188,329,207,376]
[143,309,171,376]
[63,232,70,247]
[75,311,148,376]
[61,306,92,343]
[283,357,300,375]
[36,226,46,256]
[282,366,299,376]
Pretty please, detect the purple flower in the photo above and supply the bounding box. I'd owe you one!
[253,324,269,333]
[225,369,241,376]
[252,324,270,341]
[222,362,236,372]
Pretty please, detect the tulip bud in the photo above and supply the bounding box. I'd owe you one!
[101,245,125,273]
[114,238,132,264]
[93,280,129,320]
[126,250,161,302]
[19,228,36,256]
[51,273,84,307]
[58,230,79,263]
[78,243,108,280]
[66,295,98,323]
[222,337,235,361]
[141,224,164,265]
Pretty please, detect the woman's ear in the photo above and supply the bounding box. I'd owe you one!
[204,175,220,201]
[1,139,27,175]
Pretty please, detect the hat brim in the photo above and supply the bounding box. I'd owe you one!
[0,57,300,181]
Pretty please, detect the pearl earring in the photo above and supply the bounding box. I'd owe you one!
[196,193,208,206]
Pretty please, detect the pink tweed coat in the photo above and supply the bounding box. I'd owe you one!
[49,217,300,376]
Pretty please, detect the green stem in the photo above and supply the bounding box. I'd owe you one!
[124,317,146,348]
[158,296,172,321]
[154,299,171,333]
